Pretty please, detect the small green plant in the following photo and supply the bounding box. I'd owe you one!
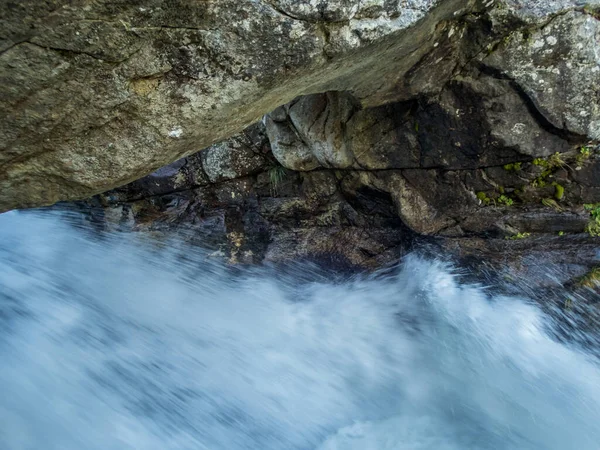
[576,145,593,168]
[268,165,287,195]
[542,198,563,211]
[530,152,571,189]
[580,146,592,157]
[578,266,600,288]
[503,162,522,171]
[533,152,565,169]
[548,152,566,168]
[531,178,547,188]
[553,182,565,201]
[477,191,492,206]
[497,195,514,206]
[584,203,600,237]
[558,231,565,236]
[506,232,531,240]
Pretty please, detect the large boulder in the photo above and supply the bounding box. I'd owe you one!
[5,0,597,211]
[0,0,484,211]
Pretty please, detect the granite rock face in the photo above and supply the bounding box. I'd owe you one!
[1,0,486,211]
[483,9,600,140]
[3,0,600,287]
[4,0,597,211]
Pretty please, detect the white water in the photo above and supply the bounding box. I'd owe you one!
[1,210,599,450]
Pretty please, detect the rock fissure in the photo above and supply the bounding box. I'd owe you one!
[262,0,319,23]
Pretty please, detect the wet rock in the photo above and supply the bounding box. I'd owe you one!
[266,92,358,170]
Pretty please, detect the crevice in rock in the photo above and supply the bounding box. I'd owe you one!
[261,0,317,23]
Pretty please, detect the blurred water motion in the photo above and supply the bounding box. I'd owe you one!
[1,210,599,450]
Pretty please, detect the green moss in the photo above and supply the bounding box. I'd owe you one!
[497,195,514,206]
[530,153,571,189]
[476,191,492,206]
[503,162,522,171]
[477,191,516,207]
[506,232,531,240]
[585,203,600,216]
[558,231,565,236]
[553,183,565,200]
[580,146,592,157]
[532,178,546,188]
[532,170,552,187]
[584,203,600,237]
[533,153,565,169]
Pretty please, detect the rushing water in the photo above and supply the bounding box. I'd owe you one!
[0,210,599,450]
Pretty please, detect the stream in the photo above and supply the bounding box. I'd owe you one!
[1,209,599,449]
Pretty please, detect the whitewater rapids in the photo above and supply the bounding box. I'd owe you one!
[1,210,599,449]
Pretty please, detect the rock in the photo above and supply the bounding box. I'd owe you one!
[264,115,322,171]
[418,74,571,163]
[201,125,269,183]
[266,92,358,170]
[265,69,577,172]
[85,110,599,254]
[4,0,597,211]
[4,0,600,287]
[483,10,600,139]
[500,0,598,20]
[0,0,483,211]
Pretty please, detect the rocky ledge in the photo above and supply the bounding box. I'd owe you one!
[2,1,600,293]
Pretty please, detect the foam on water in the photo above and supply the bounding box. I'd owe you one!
[0,210,599,450]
